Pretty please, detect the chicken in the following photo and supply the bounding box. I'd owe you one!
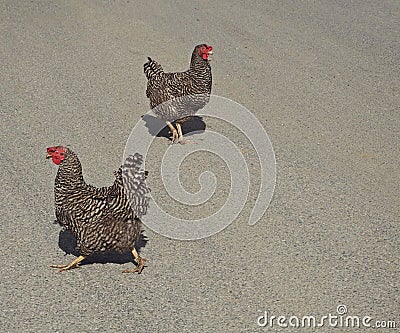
[144,44,213,143]
[46,146,150,273]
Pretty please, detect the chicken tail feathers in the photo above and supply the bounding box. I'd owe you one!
[122,153,151,218]
[144,57,164,80]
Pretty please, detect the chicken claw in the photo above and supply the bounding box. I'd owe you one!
[170,129,179,143]
[122,257,147,274]
[51,255,86,272]
[122,248,146,274]
[166,121,179,143]
[175,123,197,144]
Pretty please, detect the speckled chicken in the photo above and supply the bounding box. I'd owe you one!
[46,146,150,273]
[144,44,213,143]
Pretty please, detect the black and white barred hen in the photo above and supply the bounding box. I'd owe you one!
[144,44,213,143]
[46,146,150,273]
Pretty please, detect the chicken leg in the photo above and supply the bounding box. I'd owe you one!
[51,255,86,272]
[176,123,196,144]
[122,248,147,274]
[176,123,184,143]
[166,121,179,143]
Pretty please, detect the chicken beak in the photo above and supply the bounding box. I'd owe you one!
[46,153,52,159]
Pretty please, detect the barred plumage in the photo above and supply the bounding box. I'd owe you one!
[144,44,213,143]
[122,153,150,218]
[46,146,150,273]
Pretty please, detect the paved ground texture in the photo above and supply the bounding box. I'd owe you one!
[1,1,399,332]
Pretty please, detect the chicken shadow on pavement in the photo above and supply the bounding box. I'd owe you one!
[141,114,206,140]
[57,229,149,266]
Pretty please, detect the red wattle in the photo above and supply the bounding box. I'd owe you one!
[53,157,61,165]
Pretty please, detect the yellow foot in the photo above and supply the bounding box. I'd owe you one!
[175,123,196,144]
[166,121,179,144]
[122,257,147,274]
[169,129,179,143]
[50,264,80,272]
[50,255,85,272]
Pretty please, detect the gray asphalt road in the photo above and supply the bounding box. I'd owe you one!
[1,1,399,332]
